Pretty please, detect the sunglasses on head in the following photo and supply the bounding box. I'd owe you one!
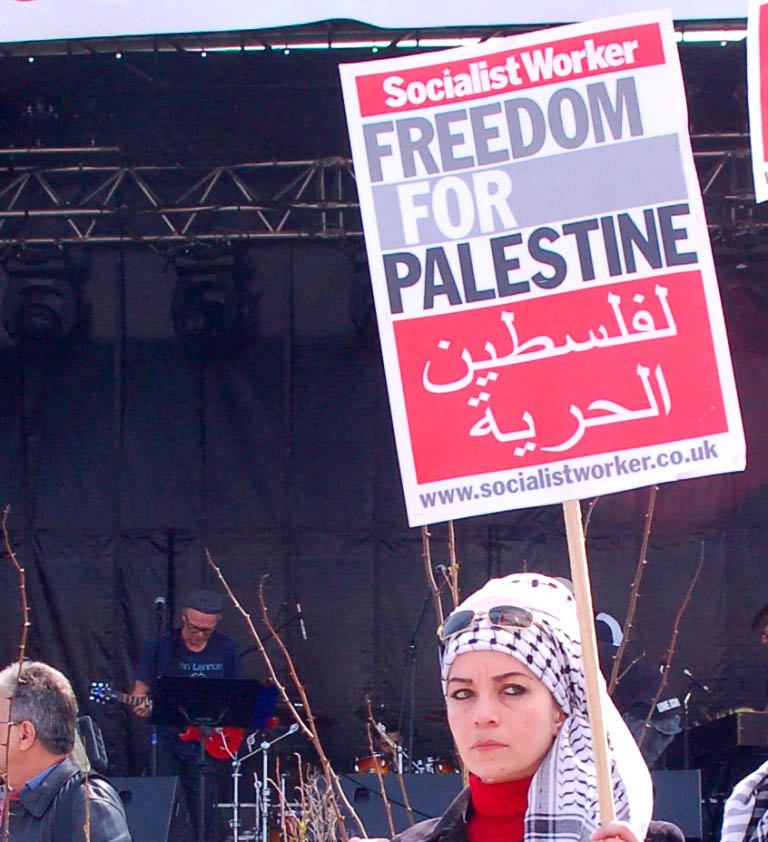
[438,605,534,644]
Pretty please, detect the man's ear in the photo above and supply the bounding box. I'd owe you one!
[17,720,37,751]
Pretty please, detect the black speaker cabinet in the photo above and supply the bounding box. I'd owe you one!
[108,776,181,842]
[651,769,703,839]
[341,773,463,837]
[343,771,702,839]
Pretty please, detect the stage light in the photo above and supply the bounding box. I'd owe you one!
[171,245,241,342]
[1,247,80,346]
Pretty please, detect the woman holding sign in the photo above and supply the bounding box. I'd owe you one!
[356,572,659,842]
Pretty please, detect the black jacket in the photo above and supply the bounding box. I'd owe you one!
[392,786,686,842]
[7,756,131,842]
[393,788,471,842]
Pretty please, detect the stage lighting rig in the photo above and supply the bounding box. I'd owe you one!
[1,246,80,346]
[171,244,241,342]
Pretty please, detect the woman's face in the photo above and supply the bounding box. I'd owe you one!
[446,649,564,783]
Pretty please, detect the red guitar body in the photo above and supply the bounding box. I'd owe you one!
[178,725,245,759]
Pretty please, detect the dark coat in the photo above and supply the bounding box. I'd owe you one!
[391,786,686,842]
[8,756,131,842]
[393,788,471,842]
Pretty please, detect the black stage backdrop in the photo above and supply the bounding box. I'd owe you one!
[0,239,767,779]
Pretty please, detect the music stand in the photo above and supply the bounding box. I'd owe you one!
[151,678,272,842]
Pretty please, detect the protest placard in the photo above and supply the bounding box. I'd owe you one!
[340,11,745,527]
[749,0,768,203]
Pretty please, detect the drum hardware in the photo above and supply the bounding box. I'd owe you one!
[253,723,300,842]
[355,753,392,774]
[217,723,299,842]
[413,756,458,774]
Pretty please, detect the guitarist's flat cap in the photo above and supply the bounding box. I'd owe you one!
[183,589,224,614]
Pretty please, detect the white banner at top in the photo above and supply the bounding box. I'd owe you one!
[0,0,748,45]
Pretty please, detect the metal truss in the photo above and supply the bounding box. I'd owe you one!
[692,133,768,258]
[0,150,363,246]
[0,137,764,255]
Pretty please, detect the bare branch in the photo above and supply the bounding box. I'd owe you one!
[639,540,705,748]
[84,770,91,842]
[2,505,31,842]
[365,720,395,837]
[206,550,366,839]
[256,578,365,838]
[421,526,444,627]
[206,551,311,739]
[3,508,30,677]
[446,522,460,607]
[583,497,601,538]
[609,486,658,694]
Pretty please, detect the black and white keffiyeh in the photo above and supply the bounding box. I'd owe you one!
[721,758,768,842]
[440,573,652,842]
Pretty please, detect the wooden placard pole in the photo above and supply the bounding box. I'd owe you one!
[562,498,616,825]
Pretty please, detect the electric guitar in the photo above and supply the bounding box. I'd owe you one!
[89,681,245,759]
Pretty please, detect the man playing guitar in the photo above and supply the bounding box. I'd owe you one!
[131,589,241,841]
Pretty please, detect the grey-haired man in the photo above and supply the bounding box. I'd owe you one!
[0,660,130,842]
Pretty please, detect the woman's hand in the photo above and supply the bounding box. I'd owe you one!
[592,820,643,842]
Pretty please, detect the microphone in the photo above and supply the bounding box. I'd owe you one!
[683,667,711,694]
[295,597,307,640]
[154,596,166,615]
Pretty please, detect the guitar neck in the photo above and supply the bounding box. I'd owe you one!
[116,691,152,709]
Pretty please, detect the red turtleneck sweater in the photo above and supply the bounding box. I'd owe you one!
[467,773,532,842]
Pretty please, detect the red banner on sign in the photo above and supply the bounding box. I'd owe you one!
[393,270,724,483]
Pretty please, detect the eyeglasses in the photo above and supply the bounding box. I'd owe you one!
[438,605,534,643]
[183,616,218,636]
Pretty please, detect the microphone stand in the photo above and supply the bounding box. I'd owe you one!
[682,688,692,770]
[150,602,165,776]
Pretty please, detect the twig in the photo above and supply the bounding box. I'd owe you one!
[609,486,658,694]
[206,551,311,739]
[423,523,465,786]
[421,526,444,627]
[365,718,395,837]
[583,496,601,538]
[3,508,30,679]
[205,550,366,839]
[445,522,460,608]
[392,753,415,826]
[639,540,705,748]
[84,770,91,842]
[615,652,645,686]
[2,506,31,842]
[257,577,365,838]
[296,754,308,827]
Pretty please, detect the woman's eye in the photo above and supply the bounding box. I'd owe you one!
[502,683,526,696]
[450,688,473,700]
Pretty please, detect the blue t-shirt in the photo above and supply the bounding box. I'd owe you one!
[136,628,242,689]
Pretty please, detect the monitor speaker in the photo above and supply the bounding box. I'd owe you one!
[108,776,181,842]
[341,773,463,837]
[651,769,702,839]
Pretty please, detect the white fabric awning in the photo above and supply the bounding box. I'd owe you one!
[1,0,748,46]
